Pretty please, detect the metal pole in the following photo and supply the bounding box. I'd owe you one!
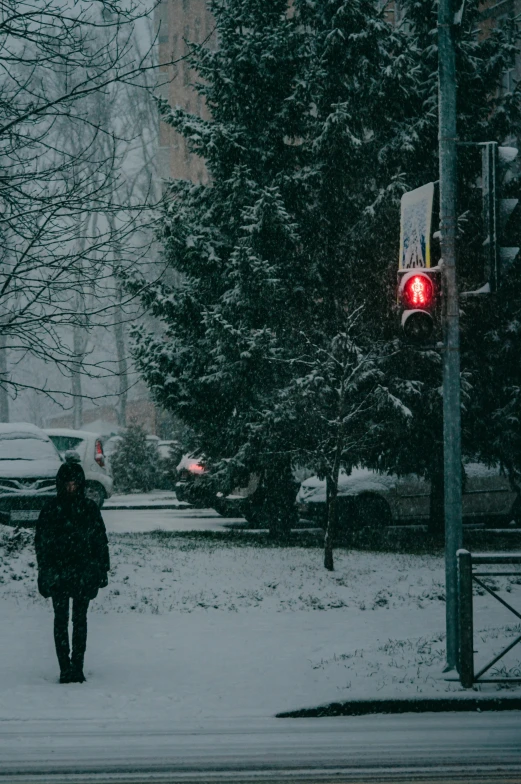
[438,0,463,671]
[457,549,474,688]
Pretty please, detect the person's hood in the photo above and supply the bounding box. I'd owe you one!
[56,461,86,498]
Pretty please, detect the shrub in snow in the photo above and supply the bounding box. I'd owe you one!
[110,423,161,493]
[1,525,33,555]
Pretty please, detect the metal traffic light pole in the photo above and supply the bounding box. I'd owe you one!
[438,0,463,671]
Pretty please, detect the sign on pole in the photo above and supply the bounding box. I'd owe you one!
[399,182,435,270]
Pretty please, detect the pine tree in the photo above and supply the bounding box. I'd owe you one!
[130,0,420,548]
[110,423,161,494]
[132,0,308,536]
[375,0,521,537]
[129,0,521,554]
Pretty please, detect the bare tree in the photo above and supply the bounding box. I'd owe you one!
[58,15,162,427]
[0,0,176,411]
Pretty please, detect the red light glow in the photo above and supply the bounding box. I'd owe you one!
[402,274,433,309]
[95,439,105,467]
[188,463,205,474]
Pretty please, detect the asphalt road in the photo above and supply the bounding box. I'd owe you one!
[1,713,520,783]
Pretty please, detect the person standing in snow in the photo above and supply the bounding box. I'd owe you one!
[35,460,110,683]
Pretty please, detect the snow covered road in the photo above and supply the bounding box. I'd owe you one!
[102,506,246,533]
[1,713,520,781]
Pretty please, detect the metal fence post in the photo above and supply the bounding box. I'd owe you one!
[457,549,474,688]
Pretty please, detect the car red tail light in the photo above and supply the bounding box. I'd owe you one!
[95,439,105,467]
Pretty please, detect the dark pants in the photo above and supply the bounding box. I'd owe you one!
[52,594,90,671]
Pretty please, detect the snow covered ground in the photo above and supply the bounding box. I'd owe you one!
[1,523,521,728]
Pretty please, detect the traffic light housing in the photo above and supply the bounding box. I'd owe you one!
[397,267,441,344]
[482,142,520,291]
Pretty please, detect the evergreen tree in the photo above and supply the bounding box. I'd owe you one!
[131,0,309,537]
[130,0,419,549]
[110,423,161,493]
[464,273,521,522]
[374,0,521,537]
[129,0,521,555]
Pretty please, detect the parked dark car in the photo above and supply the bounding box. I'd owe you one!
[174,453,258,513]
[174,453,212,506]
[0,423,62,524]
[175,454,295,529]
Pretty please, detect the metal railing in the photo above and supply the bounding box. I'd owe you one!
[457,549,521,688]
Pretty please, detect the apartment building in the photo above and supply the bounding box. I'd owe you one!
[383,1,521,93]
[156,1,521,186]
[479,0,521,94]
[155,0,214,186]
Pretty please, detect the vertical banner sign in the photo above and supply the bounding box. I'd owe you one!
[399,182,435,270]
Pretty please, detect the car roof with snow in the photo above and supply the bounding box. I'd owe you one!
[300,467,397,489]
[0,423,62,478]
[45,428,102,440]
[297,467,398,503]
[176,452,204,471]
[0,422,51,438]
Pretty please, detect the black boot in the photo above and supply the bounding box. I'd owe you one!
[59,664,73,684]
[55,640,71,684]
[69,659,86,683]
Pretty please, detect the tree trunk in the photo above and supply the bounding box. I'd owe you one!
[266,460,297,541]
[71,215,91,430]
[0,335,9,422]
[72,321,84,429]
[324,473,337,571]
[113,281,128,427]
[108,216,128,429]
[324,433,344,571]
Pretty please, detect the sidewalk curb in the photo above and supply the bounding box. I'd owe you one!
[277,696,521,718]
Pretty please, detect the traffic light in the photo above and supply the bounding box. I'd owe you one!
[397,267,441,343]
[482,142,520,291]
[397,182,441,343]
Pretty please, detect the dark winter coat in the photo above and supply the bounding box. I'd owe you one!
[35,462,110,600]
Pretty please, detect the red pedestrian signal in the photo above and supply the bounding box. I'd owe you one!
[397,268,440,343]
[401,274,435,309]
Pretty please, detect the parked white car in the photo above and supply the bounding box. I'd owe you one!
[297,463,520,529]
[45,428,113,507]
[104,435,123,459]
[0,423,62,524]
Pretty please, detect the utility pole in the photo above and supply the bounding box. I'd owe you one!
[438,0,463,670]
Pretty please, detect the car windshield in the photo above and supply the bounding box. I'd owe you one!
[47,435,83,456]
[0,434,59,461]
